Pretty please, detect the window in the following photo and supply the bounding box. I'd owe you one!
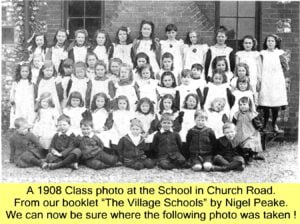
[216,1,261,51]
[64,1,104,39]
[2,27,14,44]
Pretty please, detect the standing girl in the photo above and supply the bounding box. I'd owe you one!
[46,28,69,72]
[66,62,92,108]
[183,30,209,70]
[236,35,261,100]
[36,61,63,114]
[10,63,36,128]
[63,91,86,135]
[31,53,43,84]
[160,24,184,73]
[68,29,89,63]
[258,34,288,133]
[32,92,59,149]
[58,58,74,107]
[85,51,98,79]
[133,52,149,81]
[91,29,113,67]
[109,63,139,111]
[205,26,235,81]
[112,26,133,68]
[108,57,122,82]
[132,20,161,74]
[27,32,48,62]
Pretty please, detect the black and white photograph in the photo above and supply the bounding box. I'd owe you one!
[1,0,299,182]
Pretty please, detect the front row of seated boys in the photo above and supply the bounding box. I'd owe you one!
[10,110,256,172]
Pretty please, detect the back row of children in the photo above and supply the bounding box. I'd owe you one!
[10,21,289,170]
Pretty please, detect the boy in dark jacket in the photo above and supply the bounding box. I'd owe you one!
[186,110,220,171]
[9,117,46,168]
[151,113,188,170]
[76,119,118,169]
[213,122,245,171]
[118,118,155,170]
[45,115,81,170]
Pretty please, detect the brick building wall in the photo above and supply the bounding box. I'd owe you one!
[1,1,299,140]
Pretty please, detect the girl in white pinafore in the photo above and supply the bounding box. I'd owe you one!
[9,63,36,128]
[113,27,133,68]
[132,21,160,75]
[258,34,288,132]
[68,29,89,63]
[183,30,209,70]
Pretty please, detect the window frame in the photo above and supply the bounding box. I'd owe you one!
[215,1,261,51]
[63,1,105,39]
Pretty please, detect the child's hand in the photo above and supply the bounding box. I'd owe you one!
[51,149,62,157]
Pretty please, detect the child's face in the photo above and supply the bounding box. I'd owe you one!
[195,116,206,128]
[141,68,151,79]
[141,24,152,38]
[189,32,197,44]
[110,62,120,75]
[213,100,224,112]
[213,73,223,85]
[33,57,42,68]
[140,102,150,114]
[162,58,172,70]
[95,96,105,109]
[43,66,54,79]
[216,60,226,72]
[237,66,247,78]
[238,82,248,91]
[216,32,227,45]
[162,75,173,87]
[243,38,253,51]
[239,101,250,112]
[87,56,97,68]
[20,66,30,79]
[161,120,173,131]
[95,65,106,78]
[96,33,106,46]
[75,67,85,79]
[81,125,92,136]
[63,66,73,75]
[118,99,128,110]
[224,127,236,141]
[191,68,201,79]
[56,31,67,45]
[71,98,81,107]
[181,75,190,85]
[166,30,177,40]
[76,33,85,45]
[41,99,49,109]
[186,96,197,109]
[17,123,29,135]
[119,67,129,80]
[163,98,173,110]
[137,58,147,67]
[57,120,70,133]
[266,36,276,50]
[118,30,128,43]
[130,125,142,136]
[35,35,44,47]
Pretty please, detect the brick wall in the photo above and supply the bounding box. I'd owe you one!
[261,1,299,140]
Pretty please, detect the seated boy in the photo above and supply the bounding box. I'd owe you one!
[9,117,46,168]
[76,119,118,170]
[213,122,245,171]
[118,118,155,170]
[186,110,224,171]
[45,115,81,170]
[151,113,189,170]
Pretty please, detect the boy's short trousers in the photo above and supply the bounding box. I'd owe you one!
[189,153,213,165]
[46,148,81,163]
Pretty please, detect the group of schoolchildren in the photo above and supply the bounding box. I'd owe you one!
[9,20,289,172]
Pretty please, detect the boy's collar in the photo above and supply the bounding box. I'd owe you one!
[58,129,73,136]
[160,128,173,133]
[79,132,94,138]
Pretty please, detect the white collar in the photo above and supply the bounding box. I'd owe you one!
[160,128,173,133]
[58,130,73,136]
[128,133,141,146]
[79,133,94,138]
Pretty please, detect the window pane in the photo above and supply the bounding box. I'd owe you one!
[238,18,255,39]
[2,27,14,44]
[86,1,102,17]
[69,1,84,17]
[220,18,237,39]
[69,18,84,39]
[238,2,255,17]
[85,18,102,38]
[220,2,237,17]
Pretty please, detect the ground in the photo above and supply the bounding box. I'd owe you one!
[1,131,298,183]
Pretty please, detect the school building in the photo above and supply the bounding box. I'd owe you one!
[1,1,299,140]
